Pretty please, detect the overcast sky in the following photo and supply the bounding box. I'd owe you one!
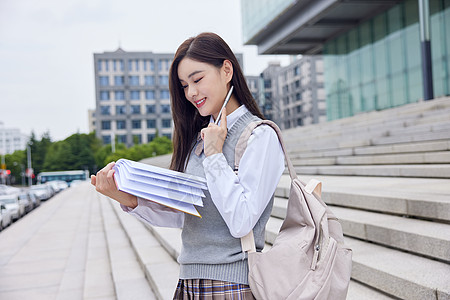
[0,0,290,141]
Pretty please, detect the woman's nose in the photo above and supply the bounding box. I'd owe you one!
[187,85,198,99]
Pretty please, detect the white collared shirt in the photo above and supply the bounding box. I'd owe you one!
[122,105,285,238]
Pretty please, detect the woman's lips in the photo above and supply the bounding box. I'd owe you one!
[195,97,206,108]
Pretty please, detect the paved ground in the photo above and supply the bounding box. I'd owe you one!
[0,183,118,300]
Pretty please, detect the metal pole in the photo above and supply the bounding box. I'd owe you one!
[419,0,434,100]
[0,122,5,185]
[27,144,32,186]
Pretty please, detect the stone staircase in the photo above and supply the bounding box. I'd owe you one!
[112,97,450,299]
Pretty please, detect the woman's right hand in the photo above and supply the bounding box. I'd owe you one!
[91,162,138,209]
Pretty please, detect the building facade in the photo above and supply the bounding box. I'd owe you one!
[242,0,450,121]
[93,49,244,146]
[258,56,326,130]
[0,126,28,155]
[93,48,174,146]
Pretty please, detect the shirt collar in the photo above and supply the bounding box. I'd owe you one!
[209,105,248,130]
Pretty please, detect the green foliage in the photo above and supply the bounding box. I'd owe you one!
[4,132,173,185]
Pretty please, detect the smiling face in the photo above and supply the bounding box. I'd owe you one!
[177,58,238,120]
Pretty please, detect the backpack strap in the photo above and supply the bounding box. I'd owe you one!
[234,120,297,180]
[236,120,297,254]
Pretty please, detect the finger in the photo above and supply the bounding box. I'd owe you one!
[220,106,227,129]
[90,175,96,186]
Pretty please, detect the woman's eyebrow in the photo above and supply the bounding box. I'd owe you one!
[188,70,204,78]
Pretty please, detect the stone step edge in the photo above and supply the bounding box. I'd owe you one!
[109,199,179,300]
[274,188,450,222]
[99,195,156,300]
[271,201,450,262]
[346,237,450,300]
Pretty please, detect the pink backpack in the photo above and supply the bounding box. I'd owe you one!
[236,120,352,300]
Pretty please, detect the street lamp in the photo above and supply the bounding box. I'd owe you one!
[27,142,33,186]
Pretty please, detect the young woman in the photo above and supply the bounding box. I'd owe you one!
[91,32,285,299]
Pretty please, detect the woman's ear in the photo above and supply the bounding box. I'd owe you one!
[221,60,234,84]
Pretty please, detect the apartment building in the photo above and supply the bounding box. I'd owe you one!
[260,56,326,130]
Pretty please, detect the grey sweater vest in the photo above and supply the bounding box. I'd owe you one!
[178,111,274,284]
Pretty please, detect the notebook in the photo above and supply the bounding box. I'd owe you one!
[113,158,207,217]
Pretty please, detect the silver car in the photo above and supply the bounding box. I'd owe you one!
[0,203,12,230]
[0,194,25,221]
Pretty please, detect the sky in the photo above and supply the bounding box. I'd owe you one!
[0,0,291,142]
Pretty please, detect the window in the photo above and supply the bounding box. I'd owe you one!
[135,59,139,71]
[129,76,140,86]
[161,104,170,113]
[159,75,169,85]
[100,91,110,101]
[294,66,300,76]
[131,105,141,114]
[115,91,125,100]
[116,120,126,129]
[102,135,111,144]
[162,119,171,128]
[100,106,110,115]
[296,93,302,101]
[113,60,117,71]
[119,60,124,71]
[159,59,170,71]
[145,90,155,100]
[130,91,140,100]
[128,60,133,71]
[131,120,141,129]
[104,60,109,71]
[264,79,271,88]
[99,76,109,86]
[114,76,124,86]
[160,90,170,99]
[147,119,156,128]
[284,108,290,117]
[296,105,302,113]
[101,121,111,130]
[145,76,155,86]
[133,134,142,144]
[146,105,156,114]
[162,133,172,139]
[116,105,126,115]
[97,60,102,71]
[295,80,301,89]
[147,134,155,142]
[149,60,154,71]
[117,135,127,143]
[297,118,303,126]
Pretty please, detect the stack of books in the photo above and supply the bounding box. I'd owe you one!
[113,159,207,217]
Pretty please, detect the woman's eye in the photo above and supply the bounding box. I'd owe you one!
[181,84,188,89]
[194,77,203,83]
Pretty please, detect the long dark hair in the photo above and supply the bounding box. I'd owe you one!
[169,32,264,172]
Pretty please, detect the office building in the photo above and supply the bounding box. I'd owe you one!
[93,48,174,146]
[0,126,29,155]
[93,49,244,146]
[242,0,450,121]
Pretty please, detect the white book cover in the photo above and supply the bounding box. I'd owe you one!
[113,159,207,217]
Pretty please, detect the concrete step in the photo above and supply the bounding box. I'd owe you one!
[291,151,450,166]
[330,206,450,262]
[354,139,450,156]
[371,129,450,146]
[273,195,450,262]
[346,280,396,300]
[83,193,115,300]
[275,175,450,222]
[293,164,450,178]
[110,200,179,300]
[347,237,450,300]
[99,196,156,300]
[387,120,450,137]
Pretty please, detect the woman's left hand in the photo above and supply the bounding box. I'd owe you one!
[201,107,228,157]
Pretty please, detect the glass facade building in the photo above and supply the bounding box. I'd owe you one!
[324,0,450,120]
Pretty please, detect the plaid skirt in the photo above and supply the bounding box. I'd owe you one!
[173,279,255,300]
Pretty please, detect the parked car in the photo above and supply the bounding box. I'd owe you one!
[0,203,12,231]
[18,192,34,213]
[29,184,53,201]
[0,184,20,195]
[27,191,40,208]
[0,194,25,221]
[46,180,68,193]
